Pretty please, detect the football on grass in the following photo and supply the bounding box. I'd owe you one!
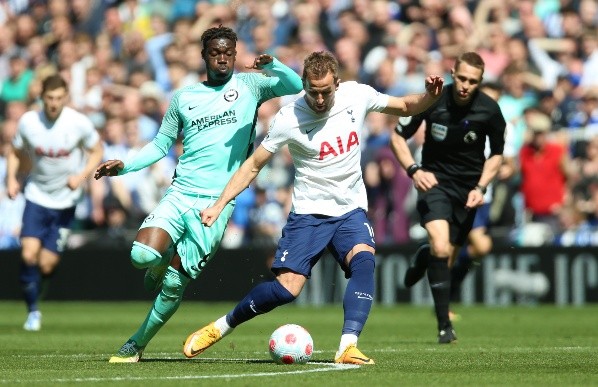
[269,324,313,364]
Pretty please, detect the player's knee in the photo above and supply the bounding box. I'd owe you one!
[430,241,451,258]
[349,251,375,274]
[470,235,492,257]
[130,241,162,269]
[161,268,186,298]
[155,268,188,317]
[21,249,38,265]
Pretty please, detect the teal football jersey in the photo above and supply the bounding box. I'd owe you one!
[160,73,279,195]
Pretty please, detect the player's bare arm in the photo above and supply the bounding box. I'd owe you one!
[381,75,444,116]
[245,54,273,70]
[465,154,503,209]
[94,159,125,179]
[5,144,22,200]
[390,131,438,192]
[201,145,274,227]
[68,140,103,190]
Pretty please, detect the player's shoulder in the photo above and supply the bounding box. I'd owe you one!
[19,109,39,123]
[476,90,501,111]
[338,81,364,93]
[63,106,95,125]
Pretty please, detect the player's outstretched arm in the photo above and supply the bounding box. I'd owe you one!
[201,145,274,227]
[94,159,125,179]
[248,55,303,96]
[382,75,444,117]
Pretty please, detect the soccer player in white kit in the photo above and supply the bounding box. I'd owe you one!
[183,51,444,364]
[5,74,103,331]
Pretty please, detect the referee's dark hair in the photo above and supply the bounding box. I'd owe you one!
[455,52,485,74]
[200,25,238,53]
[41,74,68,95]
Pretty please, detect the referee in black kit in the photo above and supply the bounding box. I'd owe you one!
[390,52,506,343]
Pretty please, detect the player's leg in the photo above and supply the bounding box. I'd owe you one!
[35,206,75,301]
[183,211,330,358]
[404,242,431,288]
[19,237,43,331]
[109,192,193,362]
[450,203,492,301]
[183,269,305,358]
[110,256,191,363]
[329,209,376,364]
[130,193,186,291]
[133,228,175,292]
[21,204,76,331]
[425,219,457,343]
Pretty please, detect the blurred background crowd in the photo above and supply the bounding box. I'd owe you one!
[1,0,598,251]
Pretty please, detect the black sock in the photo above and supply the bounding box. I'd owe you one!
[427,256,451,330]
[450,258,474,301]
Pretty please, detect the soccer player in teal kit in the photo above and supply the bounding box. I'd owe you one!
[94,26,303,362]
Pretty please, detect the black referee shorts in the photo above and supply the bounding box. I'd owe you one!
[416,185,477,246]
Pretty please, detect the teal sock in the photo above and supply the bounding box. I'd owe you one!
[131,267,190,347]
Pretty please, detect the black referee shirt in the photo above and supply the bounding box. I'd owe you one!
[395,83,506,187]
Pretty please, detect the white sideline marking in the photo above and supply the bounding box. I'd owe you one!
[5,345,595,360]
[0,361,359,384]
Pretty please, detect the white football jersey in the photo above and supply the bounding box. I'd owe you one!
[13,107,99,209]
[261,81,389,216]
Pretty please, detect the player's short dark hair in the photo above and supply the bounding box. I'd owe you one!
[41,74,68,94]
[455,52,485,74]
[302,51,339,81]
[200,25,237,53]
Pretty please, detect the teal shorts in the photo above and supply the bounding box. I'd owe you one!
[139,188,234,279]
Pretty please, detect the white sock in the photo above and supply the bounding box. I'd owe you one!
[214,316,233,336]
[337,333,358,354]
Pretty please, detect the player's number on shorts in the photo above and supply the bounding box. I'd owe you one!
[363,223,375,243]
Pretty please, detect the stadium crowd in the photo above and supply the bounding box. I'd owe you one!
[1,0,598,251]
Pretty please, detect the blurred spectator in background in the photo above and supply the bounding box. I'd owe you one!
[0,0,597,250]
[1,54,33,103]
[519,111,571,243]
[0,119,25,250]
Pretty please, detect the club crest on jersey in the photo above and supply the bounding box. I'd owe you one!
[224,89,239,102]
[431,123,448,141]
[463,131,478,144]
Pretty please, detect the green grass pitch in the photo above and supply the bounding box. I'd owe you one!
[0,302,596,386]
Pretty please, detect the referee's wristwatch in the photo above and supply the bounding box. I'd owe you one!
[475,184,487,194]
[406,163,422,178]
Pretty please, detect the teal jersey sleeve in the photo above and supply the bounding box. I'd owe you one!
[260,58,303,98]
[119,91,181,175]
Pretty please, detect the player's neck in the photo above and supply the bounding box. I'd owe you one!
[205,75,232,87]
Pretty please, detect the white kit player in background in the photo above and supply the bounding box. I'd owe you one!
[5,74,103,331]
[184,51,443,365]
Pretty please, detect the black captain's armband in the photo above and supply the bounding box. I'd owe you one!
[406,163,422,178]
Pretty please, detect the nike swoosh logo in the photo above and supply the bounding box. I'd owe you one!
[189,105,198,110]
[189,347,201,356]
[306,126,317,134]
[430,281,448,289]
[350,356,371,362]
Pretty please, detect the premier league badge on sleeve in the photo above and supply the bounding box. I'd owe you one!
[431,123,448,141]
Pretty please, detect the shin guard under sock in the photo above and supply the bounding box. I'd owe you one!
[427,256,451,330]
[20,262,40,312]
[342,251,375,335]
[226,280,295,328]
